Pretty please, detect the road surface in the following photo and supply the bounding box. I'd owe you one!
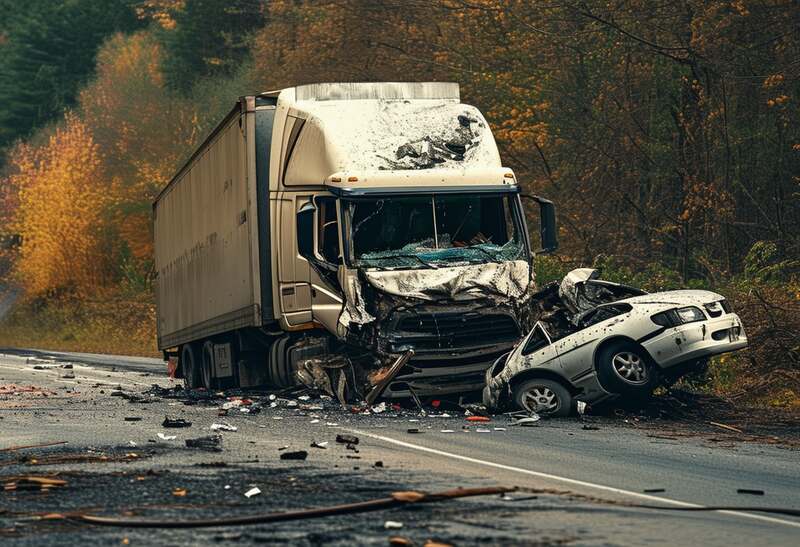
[1,348,798,545]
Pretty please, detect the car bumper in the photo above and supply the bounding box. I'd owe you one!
[642,313,748,369]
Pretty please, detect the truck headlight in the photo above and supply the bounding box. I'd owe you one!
[676,306,705,324]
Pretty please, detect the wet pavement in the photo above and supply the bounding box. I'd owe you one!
[1,350,799,546]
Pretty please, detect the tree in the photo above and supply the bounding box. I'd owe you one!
[156,0,265,92]
[0,0,142,155]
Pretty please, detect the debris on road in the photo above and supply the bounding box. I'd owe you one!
[162,417,192,428]
[244,487,262,498]
[3,476,67,492]
[124,417,142,422]
[0,441,67,452]
[157,433,177,441]
[336,434,359,445]
[279,450,308,461]
[466,416,490,423]
[310,441,328,449]
[643,488,665,493]
[384,520,403,529]
[582,424,601,431]
[710,421,744,434]
[64,486,515,528]
[736,488,764,495]
[407,428,421,434]
[185,435,222,452]
[173,488,187,497]
[510,415,540,427]
[210,422,238,432]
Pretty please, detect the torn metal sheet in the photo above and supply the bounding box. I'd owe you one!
[362,260,531,302]
[339,269,377,328]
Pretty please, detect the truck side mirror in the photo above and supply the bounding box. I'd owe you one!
[297,203,315,259]
[536,198,558,254]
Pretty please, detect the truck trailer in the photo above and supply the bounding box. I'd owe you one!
[153,82,557,401]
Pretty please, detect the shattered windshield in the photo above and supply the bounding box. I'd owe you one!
[344,194,526,269]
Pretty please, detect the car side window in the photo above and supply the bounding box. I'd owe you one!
[522,323,551,355]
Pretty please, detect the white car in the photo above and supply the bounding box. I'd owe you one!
[483,269,747,416]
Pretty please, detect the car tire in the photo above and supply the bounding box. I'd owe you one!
[513,378,573,417]
[180,344,202,389]
[596,340,658,397]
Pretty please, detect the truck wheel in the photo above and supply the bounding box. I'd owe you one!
[596,341,658,397]
[180,344,202,389]
[200,340,218,390]
[512,378,572,417]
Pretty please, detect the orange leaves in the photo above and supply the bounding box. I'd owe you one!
[7,114,110,296]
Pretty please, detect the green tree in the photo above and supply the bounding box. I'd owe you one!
[159,0,265,92]
[0,0,142,155]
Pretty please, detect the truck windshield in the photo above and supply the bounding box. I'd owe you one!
[343,193,526,268]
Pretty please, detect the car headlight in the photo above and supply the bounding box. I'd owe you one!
[676,306,705,323]
[651,306,706,327]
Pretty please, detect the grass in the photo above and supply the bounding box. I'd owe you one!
[0,289,159,357]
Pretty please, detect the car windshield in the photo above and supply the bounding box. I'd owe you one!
[343,193,525,268]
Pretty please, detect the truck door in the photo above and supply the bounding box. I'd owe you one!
[282,193,344,333]
[308,195,344,333]
[277,194,313,327]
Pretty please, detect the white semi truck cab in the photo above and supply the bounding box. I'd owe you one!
[153,82,557,400]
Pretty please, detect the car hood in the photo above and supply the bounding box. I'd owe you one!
[619,289,723,307]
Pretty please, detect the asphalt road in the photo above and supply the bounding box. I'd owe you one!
[1,348,798,546]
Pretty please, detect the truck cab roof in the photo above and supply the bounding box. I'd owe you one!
[269,82,508,190]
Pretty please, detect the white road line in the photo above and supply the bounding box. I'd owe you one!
[345,428,800,529]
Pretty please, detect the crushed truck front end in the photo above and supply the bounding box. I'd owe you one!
[327,173,535,397]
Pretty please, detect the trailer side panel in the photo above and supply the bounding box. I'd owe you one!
[154,103,259,349]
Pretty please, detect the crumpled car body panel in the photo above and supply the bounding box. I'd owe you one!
[483,272,749,411]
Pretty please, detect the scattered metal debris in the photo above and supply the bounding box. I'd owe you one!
[336,434,359,446]
[736,488,764,496]
[279,450,308,461]
[162,417,192,428]
[185,435,222,452]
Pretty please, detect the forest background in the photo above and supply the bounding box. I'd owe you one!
[0,0,798,408]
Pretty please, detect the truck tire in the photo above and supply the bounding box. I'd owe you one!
[596,340,658,398]
[180,344,202,389]
[200,340,218,390]
[512,378,572,417]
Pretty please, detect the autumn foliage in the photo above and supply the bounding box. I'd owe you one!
[0,1,797,398]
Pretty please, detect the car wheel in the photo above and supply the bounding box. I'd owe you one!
[596,341,658,396]
[513,378,573,417]
[180,344,202,389]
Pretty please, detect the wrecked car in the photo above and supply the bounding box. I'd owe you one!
[483,269,748,416]
[153,82,558,403]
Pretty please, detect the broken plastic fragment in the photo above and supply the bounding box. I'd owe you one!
[384,521,404,530]
[576,401,587,416]
[210,422,237,432]
[157,433,177,441]
[512,415,540,427]
[372,402,387,413]
[244,487,261,498]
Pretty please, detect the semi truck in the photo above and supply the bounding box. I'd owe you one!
[153,82,557,401]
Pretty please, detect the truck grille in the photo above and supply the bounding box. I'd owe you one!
[394,313,520,351]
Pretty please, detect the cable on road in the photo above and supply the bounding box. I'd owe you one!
[46,486,515,528]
